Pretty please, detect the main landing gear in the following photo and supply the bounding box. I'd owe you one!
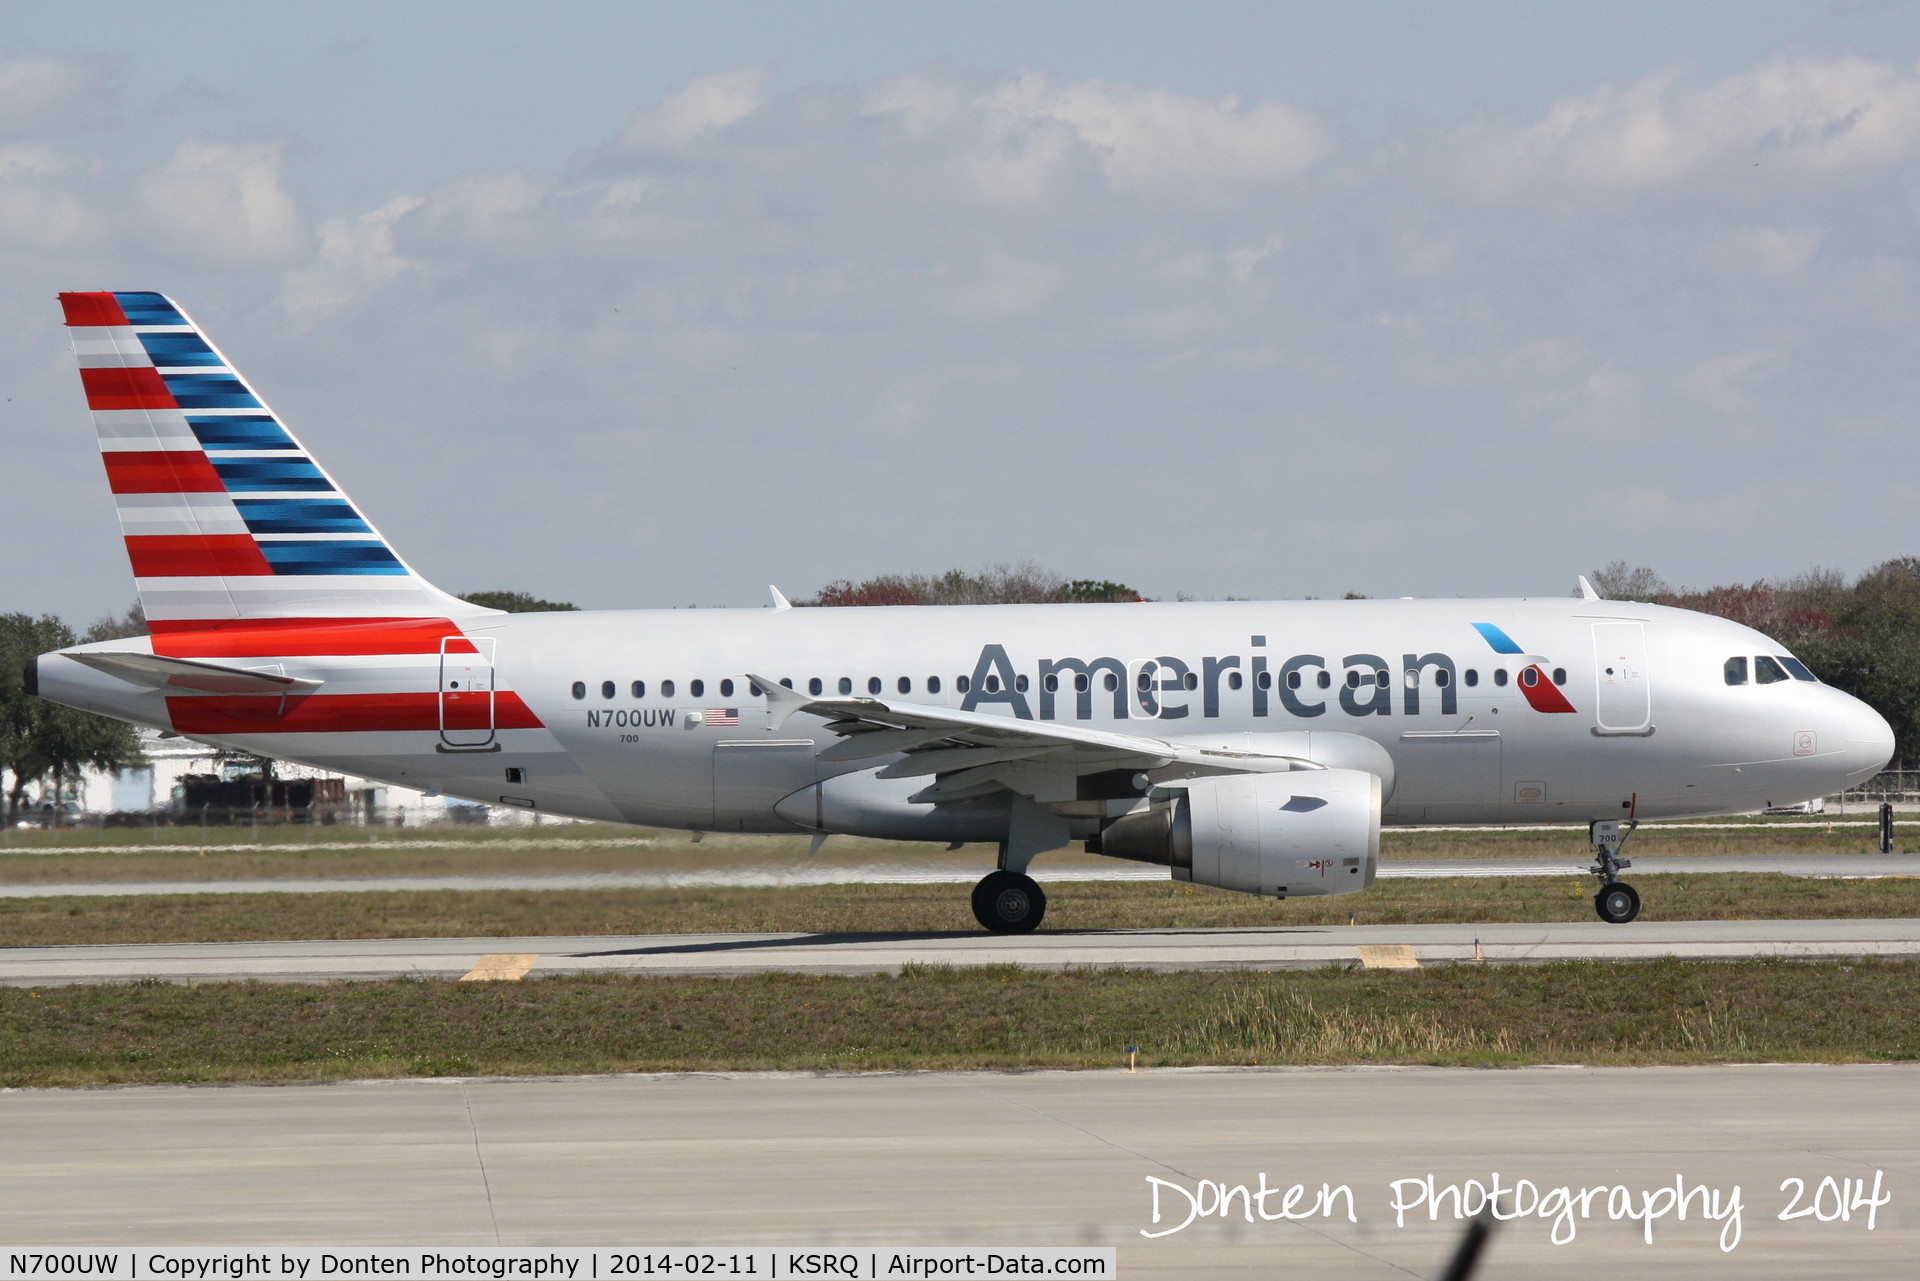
[972,869,1047,933]
[1590,819,1641,924]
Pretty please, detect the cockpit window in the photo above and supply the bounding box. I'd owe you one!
[1778,655,1818,682]
[1754,655,1790,685]
[1724,657,1748,686]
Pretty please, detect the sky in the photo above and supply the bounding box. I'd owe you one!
[4,1,1920,622]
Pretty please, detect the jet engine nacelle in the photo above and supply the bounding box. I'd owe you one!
[1092,768,1380,898]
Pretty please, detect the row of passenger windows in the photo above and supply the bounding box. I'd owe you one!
[1725,655,1818,686]
[567,663,1571,701]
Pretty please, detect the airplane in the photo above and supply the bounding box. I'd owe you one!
[26,292,1896,931]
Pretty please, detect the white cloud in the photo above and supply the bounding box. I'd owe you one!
[134,138,312,267]
[1444,56,1920,208]
[0,48,121,139]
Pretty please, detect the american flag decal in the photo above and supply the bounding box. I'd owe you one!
[705,708,740,726]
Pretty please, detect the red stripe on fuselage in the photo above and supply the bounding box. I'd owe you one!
[60,292,130,327]
[125,535,273,578]
[1519,667,1578,713]
[81,366,174,411]
[103,450,225,494]
[151,617,478,657]
[166,690,543,735]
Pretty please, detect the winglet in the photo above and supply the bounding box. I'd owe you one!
[748,672,810,730]
[769,585,792,610]
[1577,575,1601,601]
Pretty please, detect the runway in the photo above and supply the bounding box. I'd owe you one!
[1,1064,1914,1278]
[0,852,1912,896]
[6,918,1920,986]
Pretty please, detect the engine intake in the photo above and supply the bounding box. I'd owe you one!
[1090,768,1380,898]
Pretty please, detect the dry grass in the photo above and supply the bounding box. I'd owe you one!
[0,818,1907,884]
[4,873,1920,947]
[3,958,1914,1087]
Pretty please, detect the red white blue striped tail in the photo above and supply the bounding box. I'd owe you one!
[60,291,486,633]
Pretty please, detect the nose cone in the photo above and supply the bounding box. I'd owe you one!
[1844,699,1896,784]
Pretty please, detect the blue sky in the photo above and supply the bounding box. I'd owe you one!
[5,2,1920,619]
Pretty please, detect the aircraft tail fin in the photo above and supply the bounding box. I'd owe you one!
[59,291,489,632]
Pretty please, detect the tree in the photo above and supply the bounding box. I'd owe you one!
[1588,561,1669,601]
[84,600,146,641]
[0,613,145,825]
[802,562,1138,606]
[460,591,579,613]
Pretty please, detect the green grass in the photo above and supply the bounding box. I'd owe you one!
[0,817,1908,885]
[6,874,1920,947]
[4,959,1915,1087]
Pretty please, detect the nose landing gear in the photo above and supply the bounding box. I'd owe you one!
[1590,819,1640,924]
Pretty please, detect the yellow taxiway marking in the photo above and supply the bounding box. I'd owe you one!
[1357,944,1420,969]
[460,954,537,981]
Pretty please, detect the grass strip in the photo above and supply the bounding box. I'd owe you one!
[4,874,1920,947]
[3,958,1916,1087]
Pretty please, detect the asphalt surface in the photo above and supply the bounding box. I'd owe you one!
[1,852,1915,896]
[6,918,1920,985]
[1,1065,1914,1278]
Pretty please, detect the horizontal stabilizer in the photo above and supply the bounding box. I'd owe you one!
[69,650,324,696]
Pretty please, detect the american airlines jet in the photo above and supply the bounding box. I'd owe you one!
[28,293,1896,931]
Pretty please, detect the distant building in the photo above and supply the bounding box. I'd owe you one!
[14,728,539,827]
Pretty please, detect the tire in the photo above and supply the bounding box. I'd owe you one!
[1594,881,1641,924]
[971,870,1047,934]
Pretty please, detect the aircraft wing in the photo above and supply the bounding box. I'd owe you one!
[748,673,1314,805]
[68,651,325,697]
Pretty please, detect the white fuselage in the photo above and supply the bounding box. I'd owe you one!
[37,595,1896,839]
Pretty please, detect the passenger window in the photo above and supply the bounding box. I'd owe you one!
[957,675,970,693]
[1436,669,1451,687]
[1182,672,1197,691]
[1494,669,1509,687]
[1104,673,1117,691]
[1403,669,1418,690]
[1227,671,1243,690]
[868,677,882,695]
[1138,671,1153,691]
[809,677,823,695]
[1017,674,1030,692]
[898,676,911,694]
[601,680,615,699]
[928,675,942,694]
[986,675,1001,692]
[1286,670,1301,690]
[837,677,853,695]
[1317,670,1331,689]
[1346,670,1360,689]
[571,681,585,700]
[720,678,734,697]
[1520,668,1538,688]
[780,678,793,688]
[691,679,705,697]
[661,679,676,698]
[1755,655,1790,685]
[1074,674,1089,693]
[1552,668,1566,686]
[1258,671,1273,690]
[631,680,646,698]
[1043,674,1059,693]
[1779,656,1818,682]
[1374,670,1389,688]
[1464,669,1478,687]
